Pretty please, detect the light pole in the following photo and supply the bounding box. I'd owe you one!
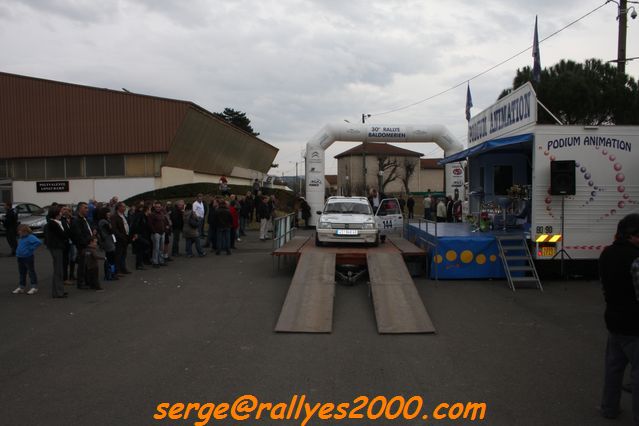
[608,0,638,74]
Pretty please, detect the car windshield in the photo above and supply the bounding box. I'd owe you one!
[31,207,46,215]
[377,200,401,216]
[324,202,372,215]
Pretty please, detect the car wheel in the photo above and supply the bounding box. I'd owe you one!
[315,234,323,247]
[372,235,380,247]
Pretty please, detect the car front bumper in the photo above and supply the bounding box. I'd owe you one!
[316,229,378,244]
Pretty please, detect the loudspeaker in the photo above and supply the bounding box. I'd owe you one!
[550,160,576,195]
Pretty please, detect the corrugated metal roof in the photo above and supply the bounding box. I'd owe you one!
[0,72,278,170]
[0,72,192,158]
[334,143,423,159]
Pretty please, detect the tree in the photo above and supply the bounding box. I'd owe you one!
[376,156,399,192]
[499,59,639,125]
[400,158,417,194]
[214,107,260,136]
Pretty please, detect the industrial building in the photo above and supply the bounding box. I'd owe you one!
[0,72,278,205]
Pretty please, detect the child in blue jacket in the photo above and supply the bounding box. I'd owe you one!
[12,224,42,295]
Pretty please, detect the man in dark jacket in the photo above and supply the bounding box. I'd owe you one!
[170,200,184,257]
[239,194,252,237]
[214,200,233,255]
[70,202,93,289]
[148,201,166,268]
[598,213,639,422]
[3,202,18,256]
[406,196,415,219]
[45,205,70,298]
[111,202,131,274]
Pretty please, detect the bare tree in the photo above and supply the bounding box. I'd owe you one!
[400,158,417,194]
[377,156,399,192]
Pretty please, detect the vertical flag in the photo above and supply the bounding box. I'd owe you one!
[532,15,542,83]
[465,82,473,121]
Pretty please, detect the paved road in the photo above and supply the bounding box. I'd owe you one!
[0,230,632,425]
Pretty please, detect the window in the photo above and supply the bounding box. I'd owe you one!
[11,160,26,179]
[46,158,65,179]
[26,159,45,179]
[493,165,513,195]
[105,155,125,176]
[85,156,105,177]
[66,157,84,178]
[126,154,147,176]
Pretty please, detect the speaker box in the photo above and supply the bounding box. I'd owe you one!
[550,160,576,195]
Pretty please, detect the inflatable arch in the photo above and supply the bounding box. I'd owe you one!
[305,123,465,226]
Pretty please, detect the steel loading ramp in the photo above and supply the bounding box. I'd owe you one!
[275,252,336,333]
[367,252,436,334]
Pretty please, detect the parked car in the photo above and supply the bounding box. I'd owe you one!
[315,196,379,246]
[0,202,47,236]
[374,198,404,239]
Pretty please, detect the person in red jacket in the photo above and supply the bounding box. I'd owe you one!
[229,200,240,248]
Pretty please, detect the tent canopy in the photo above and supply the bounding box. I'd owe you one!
[439,133,533,165]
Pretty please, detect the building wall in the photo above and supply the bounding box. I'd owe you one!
[9,165,270,206]
[419,169,444,192]
[12,177,155,205]
[336,155,420,196]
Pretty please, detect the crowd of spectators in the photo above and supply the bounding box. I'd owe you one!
[3,190,278,299]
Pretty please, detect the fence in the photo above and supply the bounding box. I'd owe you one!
[272,212,297,250]
[405,218,439,281]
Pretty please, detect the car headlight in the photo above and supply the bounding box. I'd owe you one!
[362,222,376,229]
[32,218,47,227]
[317,221,331,229]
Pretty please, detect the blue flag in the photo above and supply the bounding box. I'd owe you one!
[465,83,473,121]
[532,15,542,83]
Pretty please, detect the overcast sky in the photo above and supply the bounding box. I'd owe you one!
[1,0,637,176]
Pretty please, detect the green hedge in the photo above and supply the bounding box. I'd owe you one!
[123,183,297,213]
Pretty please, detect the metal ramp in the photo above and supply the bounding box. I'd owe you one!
[367,252,436,334]
[496,235,543,292]
[275,252,336,333]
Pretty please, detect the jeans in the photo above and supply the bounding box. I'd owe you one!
[239,216,248,236]
[601,333,639,423]
[185,237,204,256]
[17,256,37,288]
[171,229,181,256]
[50,248,65,297]
[207,224,217,249]
[115,242,128,273]
[151,233,165,265]
[216,228,230,253]
[197,217,205,238]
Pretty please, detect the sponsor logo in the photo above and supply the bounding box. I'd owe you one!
[452,168,463,176]
[309,179,322,187]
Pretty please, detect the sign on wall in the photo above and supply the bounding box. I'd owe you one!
[468,82,537,147]
[36,181,69,193]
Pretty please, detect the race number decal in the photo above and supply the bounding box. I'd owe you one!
[383,220,393,229]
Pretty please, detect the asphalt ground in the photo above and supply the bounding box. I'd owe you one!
[0,229,633,426]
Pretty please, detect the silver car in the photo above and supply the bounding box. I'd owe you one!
[315,196,379,246]
[0,203,48,236]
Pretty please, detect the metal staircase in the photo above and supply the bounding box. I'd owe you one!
[496,235,543,292]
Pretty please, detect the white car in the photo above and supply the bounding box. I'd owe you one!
[374,198,404,238]
[315,196,379,246]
